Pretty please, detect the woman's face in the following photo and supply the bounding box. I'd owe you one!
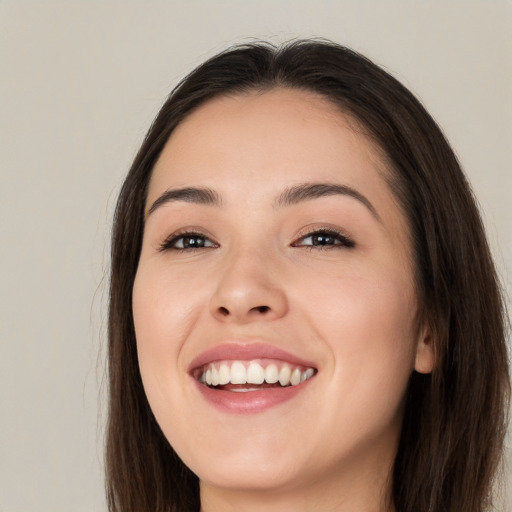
[133,88,433,498]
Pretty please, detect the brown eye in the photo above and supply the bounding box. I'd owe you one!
[309,233,339,246]
[176,236,210,249]
[160,232,217,252]
[294,230,355,249]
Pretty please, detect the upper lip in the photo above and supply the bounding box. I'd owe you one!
[188,342,318,373]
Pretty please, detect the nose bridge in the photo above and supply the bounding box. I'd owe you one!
[209,241,288,323]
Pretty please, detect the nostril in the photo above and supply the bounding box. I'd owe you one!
[255,305,270,313]
[219,307,230,316]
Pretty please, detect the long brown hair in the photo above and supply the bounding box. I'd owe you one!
[106,40,510,512]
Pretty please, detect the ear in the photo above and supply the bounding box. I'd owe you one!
[414,325,435,374]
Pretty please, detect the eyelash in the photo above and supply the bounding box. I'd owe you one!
[158,228,355,252]
[158,230,217,252]
[292,227,355,250]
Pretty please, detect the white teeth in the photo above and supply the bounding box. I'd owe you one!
[278,365,292,386]
[265,364,279,384]
[290,368,301,386]
[199,360,316,388]
[218,363,230,385]
[230,361,247,384]
[247,362,265,384]
[304,368,314,380]
[211,366,219,386]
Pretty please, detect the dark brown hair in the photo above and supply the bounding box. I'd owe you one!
[106,40,510,512]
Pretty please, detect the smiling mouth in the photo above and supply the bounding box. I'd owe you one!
[195,359,317,391]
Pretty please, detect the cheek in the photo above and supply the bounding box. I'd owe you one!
[294,265,418,402]
[311,276,417,451]
[132,264,205,398]
[133,261,206,343]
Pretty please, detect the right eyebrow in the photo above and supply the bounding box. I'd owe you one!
[145,187,222,218]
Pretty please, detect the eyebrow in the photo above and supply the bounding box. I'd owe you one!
[146,182,379,220]
[275,182,380,219]
[146,187,222,218]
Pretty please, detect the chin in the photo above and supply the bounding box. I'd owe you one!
[176,434,308,492]
[196,459,304,493]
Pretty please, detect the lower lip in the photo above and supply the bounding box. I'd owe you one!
[193,379,313,414]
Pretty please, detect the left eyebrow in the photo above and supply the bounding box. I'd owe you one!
[274,182,380,220]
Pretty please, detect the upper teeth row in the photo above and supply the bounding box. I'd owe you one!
[200,361,315,387]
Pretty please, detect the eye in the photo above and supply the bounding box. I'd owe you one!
[159,231,217,252]
[292,229,355,250]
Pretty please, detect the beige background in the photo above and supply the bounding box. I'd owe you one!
[0,1,510,511]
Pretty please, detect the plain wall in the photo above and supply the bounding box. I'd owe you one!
[0,1,510,511]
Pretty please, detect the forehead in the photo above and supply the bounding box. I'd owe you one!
[148,88,392,204]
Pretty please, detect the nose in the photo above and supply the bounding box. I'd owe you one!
[209,249,288,324]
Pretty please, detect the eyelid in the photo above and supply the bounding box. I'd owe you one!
[158,228,219,252]
[291,226,355,248]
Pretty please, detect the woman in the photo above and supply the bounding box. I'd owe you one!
[106,40,510,512]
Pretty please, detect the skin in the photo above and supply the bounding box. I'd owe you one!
[132,88,434,512]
